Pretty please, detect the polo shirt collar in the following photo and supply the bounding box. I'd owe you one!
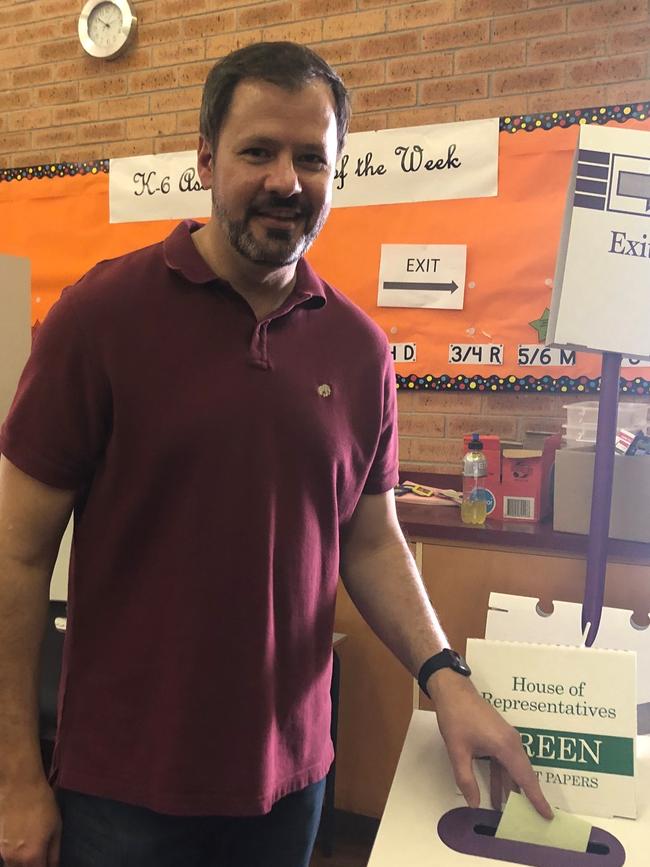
[163,220,220,284]
[292,259,326,310]
[162,220,327,310]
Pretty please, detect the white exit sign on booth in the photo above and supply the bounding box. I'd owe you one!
[547,124,650,360]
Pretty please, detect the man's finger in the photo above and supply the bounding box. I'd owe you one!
[518,774,553,820]
[497,743,553,819]
[448,747,481,809]
[490,759,524,811]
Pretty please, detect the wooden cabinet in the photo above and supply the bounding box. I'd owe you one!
[421,541,650,657]
[333,537,650,817]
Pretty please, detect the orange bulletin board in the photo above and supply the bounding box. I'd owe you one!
[1,102,649,395]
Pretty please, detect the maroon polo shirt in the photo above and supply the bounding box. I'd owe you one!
[0,221,398,816]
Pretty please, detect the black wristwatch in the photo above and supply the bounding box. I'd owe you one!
[417,649,472,698]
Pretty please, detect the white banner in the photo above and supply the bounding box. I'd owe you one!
[333,117,498,208]
[109,117,499,224]
[109,151,209,224]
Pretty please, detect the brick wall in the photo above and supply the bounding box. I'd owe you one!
[2,0,650,471]
[397,389,650,474]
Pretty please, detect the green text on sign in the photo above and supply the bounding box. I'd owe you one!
[516,727,634,776]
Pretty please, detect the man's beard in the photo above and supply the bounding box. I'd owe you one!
[213,193,329,267]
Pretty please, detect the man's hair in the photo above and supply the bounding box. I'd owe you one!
[199,42,350,155]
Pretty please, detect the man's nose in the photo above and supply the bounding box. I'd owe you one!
[264,155,302,198]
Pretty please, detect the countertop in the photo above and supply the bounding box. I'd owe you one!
[397,472,650,565]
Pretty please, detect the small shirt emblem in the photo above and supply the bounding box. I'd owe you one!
[317,384,332,398]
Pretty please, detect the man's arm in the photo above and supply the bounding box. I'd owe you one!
[339,490,552,819]
[0,455,75,867]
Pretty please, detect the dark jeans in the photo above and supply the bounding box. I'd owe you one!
[57,779,326,867]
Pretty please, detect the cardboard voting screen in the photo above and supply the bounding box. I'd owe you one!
[466,638,637,819]
[548,124,650,359]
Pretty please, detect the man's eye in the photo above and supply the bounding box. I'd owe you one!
[243,148,271,160]
[299,154,326,168]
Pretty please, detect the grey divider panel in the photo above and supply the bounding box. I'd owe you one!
[0,254,71,602]
[0,254,30,423]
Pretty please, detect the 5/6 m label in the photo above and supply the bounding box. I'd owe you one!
[518,345,576,366]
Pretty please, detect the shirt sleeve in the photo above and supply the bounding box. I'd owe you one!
[0,288,112,490]
[362,342,399,495]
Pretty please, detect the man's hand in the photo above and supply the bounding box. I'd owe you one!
[0,779,61,867]
[429,669,553,820]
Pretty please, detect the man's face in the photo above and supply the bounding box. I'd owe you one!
[197,78,338,268]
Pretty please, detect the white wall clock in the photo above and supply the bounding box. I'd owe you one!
[78,0,137,60]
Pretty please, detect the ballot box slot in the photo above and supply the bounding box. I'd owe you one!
[437,807,625,866]
[471,821,610,854]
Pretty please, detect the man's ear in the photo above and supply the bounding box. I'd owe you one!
[197,135,213,188]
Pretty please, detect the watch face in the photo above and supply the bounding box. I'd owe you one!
[450,650,472,676]
[88,2,124,52]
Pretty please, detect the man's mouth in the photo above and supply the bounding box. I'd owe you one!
[254,209,304,223]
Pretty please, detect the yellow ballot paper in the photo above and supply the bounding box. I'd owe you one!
[496,792,591,852]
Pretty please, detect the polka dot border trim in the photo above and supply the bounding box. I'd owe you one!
[501,102,649,133]
[0,160,109,183]
[395,375,650,394]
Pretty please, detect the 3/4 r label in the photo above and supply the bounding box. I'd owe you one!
[448,343,503,365]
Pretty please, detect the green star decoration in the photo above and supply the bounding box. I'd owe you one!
[529,307,550,342]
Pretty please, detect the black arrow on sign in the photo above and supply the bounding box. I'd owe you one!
[383,280,459,292]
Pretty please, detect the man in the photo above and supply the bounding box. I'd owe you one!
[0,42,551,867]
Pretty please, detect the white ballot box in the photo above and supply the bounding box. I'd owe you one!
[368,710,650,867]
